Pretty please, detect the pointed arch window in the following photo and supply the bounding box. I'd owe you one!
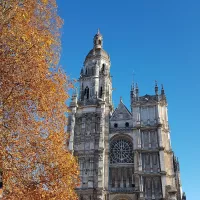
[87,88,89,99]
[99,86,103,98]
[85,86,89,99]
[146,178,152,198]
[102,64,105,72]
[125,122,129,127]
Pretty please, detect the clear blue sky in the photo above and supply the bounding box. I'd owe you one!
[57,1,200,199]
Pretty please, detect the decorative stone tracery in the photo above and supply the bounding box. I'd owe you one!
[110,139,133,164]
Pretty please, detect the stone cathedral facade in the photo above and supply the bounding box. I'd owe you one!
[68,31,186,200]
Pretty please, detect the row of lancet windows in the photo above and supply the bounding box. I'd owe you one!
[84,87,89,99]
[84,64,106,76]
[83,86,103,99]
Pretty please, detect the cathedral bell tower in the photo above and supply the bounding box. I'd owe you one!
[79,29,112,105]
[68,30,113,200]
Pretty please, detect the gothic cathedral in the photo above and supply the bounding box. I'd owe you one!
[68,30,186,200]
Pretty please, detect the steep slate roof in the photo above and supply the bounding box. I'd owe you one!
[110,100,132,121]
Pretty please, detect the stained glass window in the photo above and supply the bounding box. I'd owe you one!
[110,139,133,164]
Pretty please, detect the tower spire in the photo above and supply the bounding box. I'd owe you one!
[136,83,139,99]
[182,192,186,200]
[97,28,100,34]
[161,84,165,95]
[155,80,158,95]
[132,70,135,88]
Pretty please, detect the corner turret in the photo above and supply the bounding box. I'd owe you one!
[182,192,186,200]
[155,80,158,95]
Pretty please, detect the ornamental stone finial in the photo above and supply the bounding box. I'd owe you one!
[161,84,165,95]
[155,80,158,95]
[136,83,139,92]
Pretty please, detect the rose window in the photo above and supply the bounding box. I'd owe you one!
[110,139,133,164]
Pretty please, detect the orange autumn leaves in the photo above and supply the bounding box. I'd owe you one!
[0,1,79,199]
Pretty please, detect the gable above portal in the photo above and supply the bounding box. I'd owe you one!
[110,100,132,121]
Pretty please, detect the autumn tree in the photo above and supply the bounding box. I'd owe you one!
[0,0,79,199]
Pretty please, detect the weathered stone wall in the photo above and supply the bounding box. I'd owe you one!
[69,31,184,200]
